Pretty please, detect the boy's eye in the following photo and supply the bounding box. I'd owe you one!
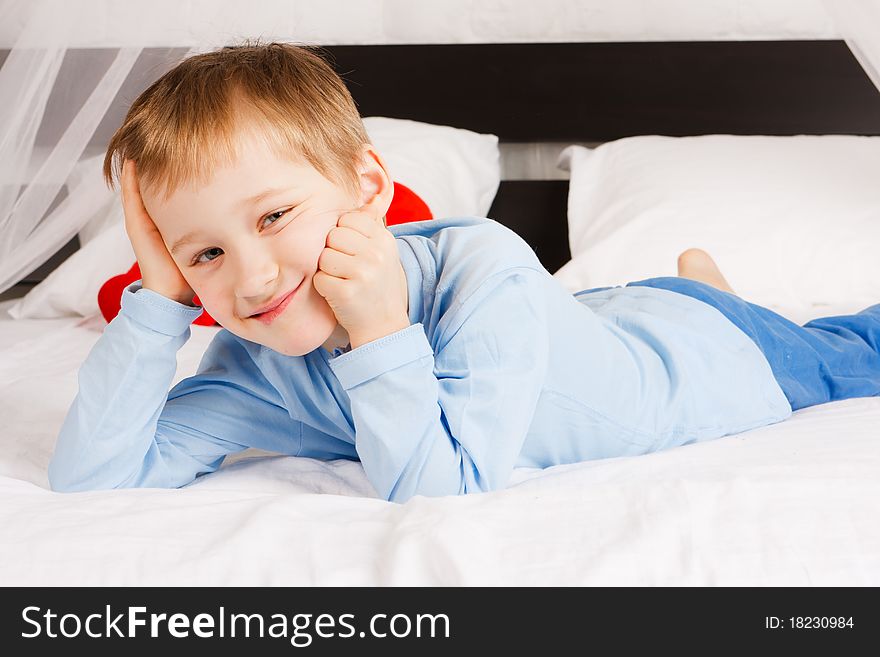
[260,208,289,229]
[191,208,294,266]
[193,247,223,265]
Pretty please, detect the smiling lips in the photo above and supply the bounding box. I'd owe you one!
[249,282,301,325]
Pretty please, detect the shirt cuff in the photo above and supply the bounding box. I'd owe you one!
[119,279,205,336]
[328,322,434,389]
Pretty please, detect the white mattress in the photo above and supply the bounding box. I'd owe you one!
[1,298,878,585]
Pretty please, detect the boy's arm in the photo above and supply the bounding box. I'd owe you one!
[326,269,549,504]
[48,281,295,492]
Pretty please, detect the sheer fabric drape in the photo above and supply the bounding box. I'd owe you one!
[823,0,880,94]
[1,0,879,295]
[0,0,147,292]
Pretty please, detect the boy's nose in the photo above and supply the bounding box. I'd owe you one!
[234,257,281,300]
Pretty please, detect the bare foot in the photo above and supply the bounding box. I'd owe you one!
[676,248,736,294]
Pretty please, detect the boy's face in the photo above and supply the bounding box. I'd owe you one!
[140,130,392,357]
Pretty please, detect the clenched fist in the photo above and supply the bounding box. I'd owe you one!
[312,209,410,349]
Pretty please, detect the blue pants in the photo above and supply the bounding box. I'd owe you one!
[581,277,880,411]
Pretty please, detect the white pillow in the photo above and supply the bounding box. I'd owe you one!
[8,216,133,320]
[362,116,499,219]
[552,135,880,317]
[10,117,500,319]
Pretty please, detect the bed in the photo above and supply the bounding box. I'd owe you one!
[2,40,880,586]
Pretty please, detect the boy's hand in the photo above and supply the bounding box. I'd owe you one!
[121,160,196,306]
[313,209,410,349]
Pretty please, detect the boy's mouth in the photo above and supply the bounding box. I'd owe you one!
[248,281,302,324]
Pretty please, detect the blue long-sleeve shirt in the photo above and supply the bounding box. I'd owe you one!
[48,217,791,503]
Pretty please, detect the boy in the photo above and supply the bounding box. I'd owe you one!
[48,43,880,503]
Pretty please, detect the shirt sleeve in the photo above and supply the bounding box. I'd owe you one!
[326,268,550,503]
[48,280,295,492]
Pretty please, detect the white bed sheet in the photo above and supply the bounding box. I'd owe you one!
[1,298,878,585]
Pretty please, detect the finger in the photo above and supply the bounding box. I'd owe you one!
[121,161,152,230]
[312,269,336,297]
[317,246,358,279]
[325,225,369,256]
[120,160,134,209]
[121,159,139,202]
[337,210,382,237]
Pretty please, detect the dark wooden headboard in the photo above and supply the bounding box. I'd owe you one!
[321,41,880,274]
[21,40,880,288]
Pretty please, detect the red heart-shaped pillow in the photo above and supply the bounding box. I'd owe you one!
[98,182,432,325]
[98,261,218,325]
[385,181,432,226]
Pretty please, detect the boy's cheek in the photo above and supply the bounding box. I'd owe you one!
[190,284,221,317]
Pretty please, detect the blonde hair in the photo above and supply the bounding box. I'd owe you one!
[103,41,369,201]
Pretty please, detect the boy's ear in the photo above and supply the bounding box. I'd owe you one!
[356,144,393,224]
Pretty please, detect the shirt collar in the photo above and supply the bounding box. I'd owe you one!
[396,237,425,328]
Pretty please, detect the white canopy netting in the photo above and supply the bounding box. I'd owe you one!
[0,0,877,294]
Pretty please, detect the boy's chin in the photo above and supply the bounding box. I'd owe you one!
[258,319,339,357]
[267,344,314,357]
[260,331,331,357]
[222,299,339,357]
